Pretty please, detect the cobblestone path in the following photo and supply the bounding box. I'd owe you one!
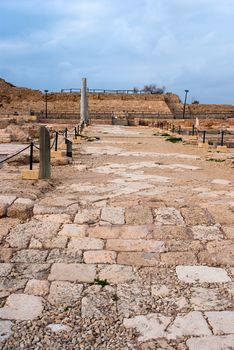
[0,125,234,349]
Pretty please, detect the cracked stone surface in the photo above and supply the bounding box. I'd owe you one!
[1,125,234,349]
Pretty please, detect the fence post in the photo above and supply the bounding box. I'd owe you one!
[178,126,181,134]
[192,125,195,136]
[203,130,206,144]
[39,126,51,179]
[66,140,72,158]
[75,127,77,139]
[55,132,58,151]
[172,125,175,133]
[64,128,68,143]
[29,142,33,170]
[221,131,224,146]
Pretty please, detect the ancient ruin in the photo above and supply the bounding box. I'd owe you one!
[0,78,234,349]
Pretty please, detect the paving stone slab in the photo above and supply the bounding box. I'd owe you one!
[46,249,83,263]
[48,281,83,305]
[176,266,231,283]
[186,335,234,350]
[58,224,88,238]
[68,237,104,250]
[118,252,160,266]
[98,265,135,284]
[154,208,184,226]
[190,287,231,311]
[106,239,165,253]
[88,225,150,239]
[24,279,50,296]
[123,313,172,341]
[101,207,125,225]
[125,206,153,225]
[191,224,223,241]
[0,294,43,320]
[74,209,100,224]
[48,263,96,282]
[167,311,211,339]
[205,311,234,335]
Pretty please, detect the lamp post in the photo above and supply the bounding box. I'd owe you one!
[183,89,189,119]
[44,90,49,119]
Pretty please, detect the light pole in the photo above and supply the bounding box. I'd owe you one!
[44,90,49,119]
[183,89,189,119]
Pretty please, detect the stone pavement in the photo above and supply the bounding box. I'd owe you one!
[0,125,234,349]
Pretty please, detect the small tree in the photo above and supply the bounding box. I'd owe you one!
[133,87,139,93]
[192,100,199,104]
[142,84,166,94]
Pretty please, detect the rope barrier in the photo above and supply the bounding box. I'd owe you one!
[0,145,30,165]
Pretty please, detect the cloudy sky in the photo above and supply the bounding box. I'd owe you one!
[0,0,234,104]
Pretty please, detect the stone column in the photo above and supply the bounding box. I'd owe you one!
[80,78,88,128]
[39,126,51,179]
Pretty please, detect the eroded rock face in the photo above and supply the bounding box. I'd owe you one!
[0,294,43,320]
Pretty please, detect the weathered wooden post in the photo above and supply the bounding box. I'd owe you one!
[39,126,51,179]
[80,78,88,129]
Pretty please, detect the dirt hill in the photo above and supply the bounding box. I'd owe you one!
[1,78,234,118]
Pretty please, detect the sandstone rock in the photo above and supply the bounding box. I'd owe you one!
[74,209,100,224]
[101,207,125,225]
[48,281,83,305]
[191,224,223,241]
[84,250,116,264]
[152,226,189,240]
[7,197,34,220]
[154,207,184,226]
[11,249,48,263]
[58,224,88,238]
[34,213,72,224]
[176,266,231,283]
[181,206,215,225]
[167,311,211,339]
[0,294,43,320]
[205,311,234,335]
[106,239,165,253]
[125,206,153,225]
[48,263,96,282]
[14,264,51,279]
[123,313,172,341]
[118,252,160,266]
[68,237,104,250]
[6,227,32,249]
[0,320,12,342]
[161,252,197,265]
[0,278,27,298]
[88,225,150,239]
[46,249,82,263]
[98,265,135,283]
[24,279,50,296]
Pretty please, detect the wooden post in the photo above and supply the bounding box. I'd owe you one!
[39,126,51,179]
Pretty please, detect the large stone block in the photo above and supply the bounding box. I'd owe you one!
[48,263,96,282]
